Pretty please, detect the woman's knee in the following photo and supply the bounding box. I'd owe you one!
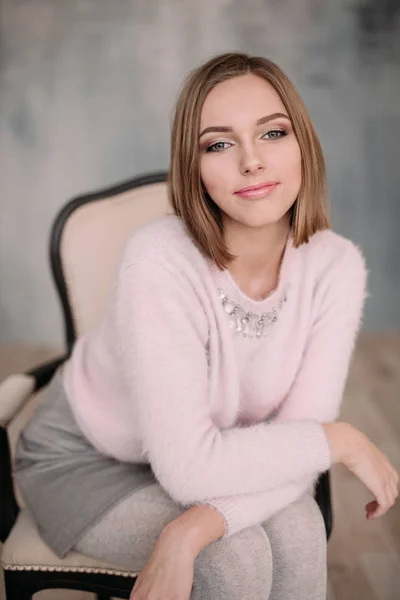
[264,493,326,557]
[262,493,327,584]
[192,525,273,600]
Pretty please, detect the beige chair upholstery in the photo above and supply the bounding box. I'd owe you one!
[0,375,35,428]
[61,181,171,336]
[1,178,172,586]
[2,510,139,578]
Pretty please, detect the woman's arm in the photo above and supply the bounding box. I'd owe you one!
[116,238,366,510]
[273,243,368,426]
[160,473,322,554]
[155,241,368,544]
[115,252,332,503]
[162,418,399,554]
[160,504,226,557]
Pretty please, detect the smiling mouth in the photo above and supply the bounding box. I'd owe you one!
[234,182,279,199]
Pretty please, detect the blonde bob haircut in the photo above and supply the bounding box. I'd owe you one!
[169,52,331,270]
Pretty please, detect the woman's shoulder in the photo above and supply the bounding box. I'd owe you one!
[120,214,202,270]
[298,227,367,281]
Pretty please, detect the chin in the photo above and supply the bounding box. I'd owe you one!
[241,209,288,228]
[222,203,291,230]
[237,217,281,230]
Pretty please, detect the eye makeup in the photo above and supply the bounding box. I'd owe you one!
[201,124,290,153]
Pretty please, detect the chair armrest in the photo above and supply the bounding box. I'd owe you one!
[314,470,333,540]
[0,427,19,542]
[0,355,67,427]
[26,355,68,391]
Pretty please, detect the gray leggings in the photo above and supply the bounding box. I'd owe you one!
[74,483,327,599]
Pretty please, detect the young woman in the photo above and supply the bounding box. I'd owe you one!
[15,52,399,600]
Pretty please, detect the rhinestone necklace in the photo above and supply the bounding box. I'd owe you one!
[218,283,290,339]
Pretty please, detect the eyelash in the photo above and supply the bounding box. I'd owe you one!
[205,128,288,153]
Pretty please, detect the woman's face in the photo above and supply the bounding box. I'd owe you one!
[199,73,302,230]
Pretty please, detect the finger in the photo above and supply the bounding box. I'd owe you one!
[368,488,389,519]
[366,500,380,518]
[390,479,399,502]
[365,500,378,519]
[387,465,398,488]
[378,490,393,516]
[368,505,384,519]
[386,480,397,508]
[390,465,400,486]
[371,492,391,518]
[391,468,399,492]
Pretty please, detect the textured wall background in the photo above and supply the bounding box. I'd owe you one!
[1,0,399,346]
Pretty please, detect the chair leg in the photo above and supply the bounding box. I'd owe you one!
[4,568,133,600]
[5,577,111,600]
[4,570,33,600]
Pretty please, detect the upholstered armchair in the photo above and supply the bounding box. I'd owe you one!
[0,172,333,600]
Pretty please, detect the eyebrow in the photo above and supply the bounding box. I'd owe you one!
[199,112,291,139]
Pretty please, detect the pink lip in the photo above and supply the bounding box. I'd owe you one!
[235,182,279,199]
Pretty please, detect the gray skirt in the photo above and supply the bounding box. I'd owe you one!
[14,370,157,558]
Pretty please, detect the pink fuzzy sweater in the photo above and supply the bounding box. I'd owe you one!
[63,215,368,538]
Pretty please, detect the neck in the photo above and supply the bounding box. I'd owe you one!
[223,215,291,297]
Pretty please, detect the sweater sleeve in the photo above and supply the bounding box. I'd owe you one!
[189,242,368,538]
[273,241,368,424]
[114,254,331,505]
[196,472,319,539]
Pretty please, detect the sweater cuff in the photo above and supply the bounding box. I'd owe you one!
[196,501,230,538]
[311,421,333,472]
[202,498,246,539]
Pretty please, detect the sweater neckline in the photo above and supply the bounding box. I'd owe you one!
[209,228,295,313]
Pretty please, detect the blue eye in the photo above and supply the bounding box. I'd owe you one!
[205,141,231,153]
[204,129,287,152]
[262,129,287,140]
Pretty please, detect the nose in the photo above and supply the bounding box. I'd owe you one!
[240,145,265,176]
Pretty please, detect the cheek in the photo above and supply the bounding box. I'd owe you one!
[200,156,231,196]
[274,141,302,186]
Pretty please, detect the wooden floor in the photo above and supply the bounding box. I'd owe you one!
[1,333,399,599]
[326,332,400,600]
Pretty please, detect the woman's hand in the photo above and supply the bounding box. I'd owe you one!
[322,422,399,519]
[130,503,226,599]
[130,527,195,600]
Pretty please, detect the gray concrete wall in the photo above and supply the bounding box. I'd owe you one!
[1,0,399,346]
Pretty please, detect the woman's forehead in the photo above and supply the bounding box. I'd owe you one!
[200,74,285,128]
